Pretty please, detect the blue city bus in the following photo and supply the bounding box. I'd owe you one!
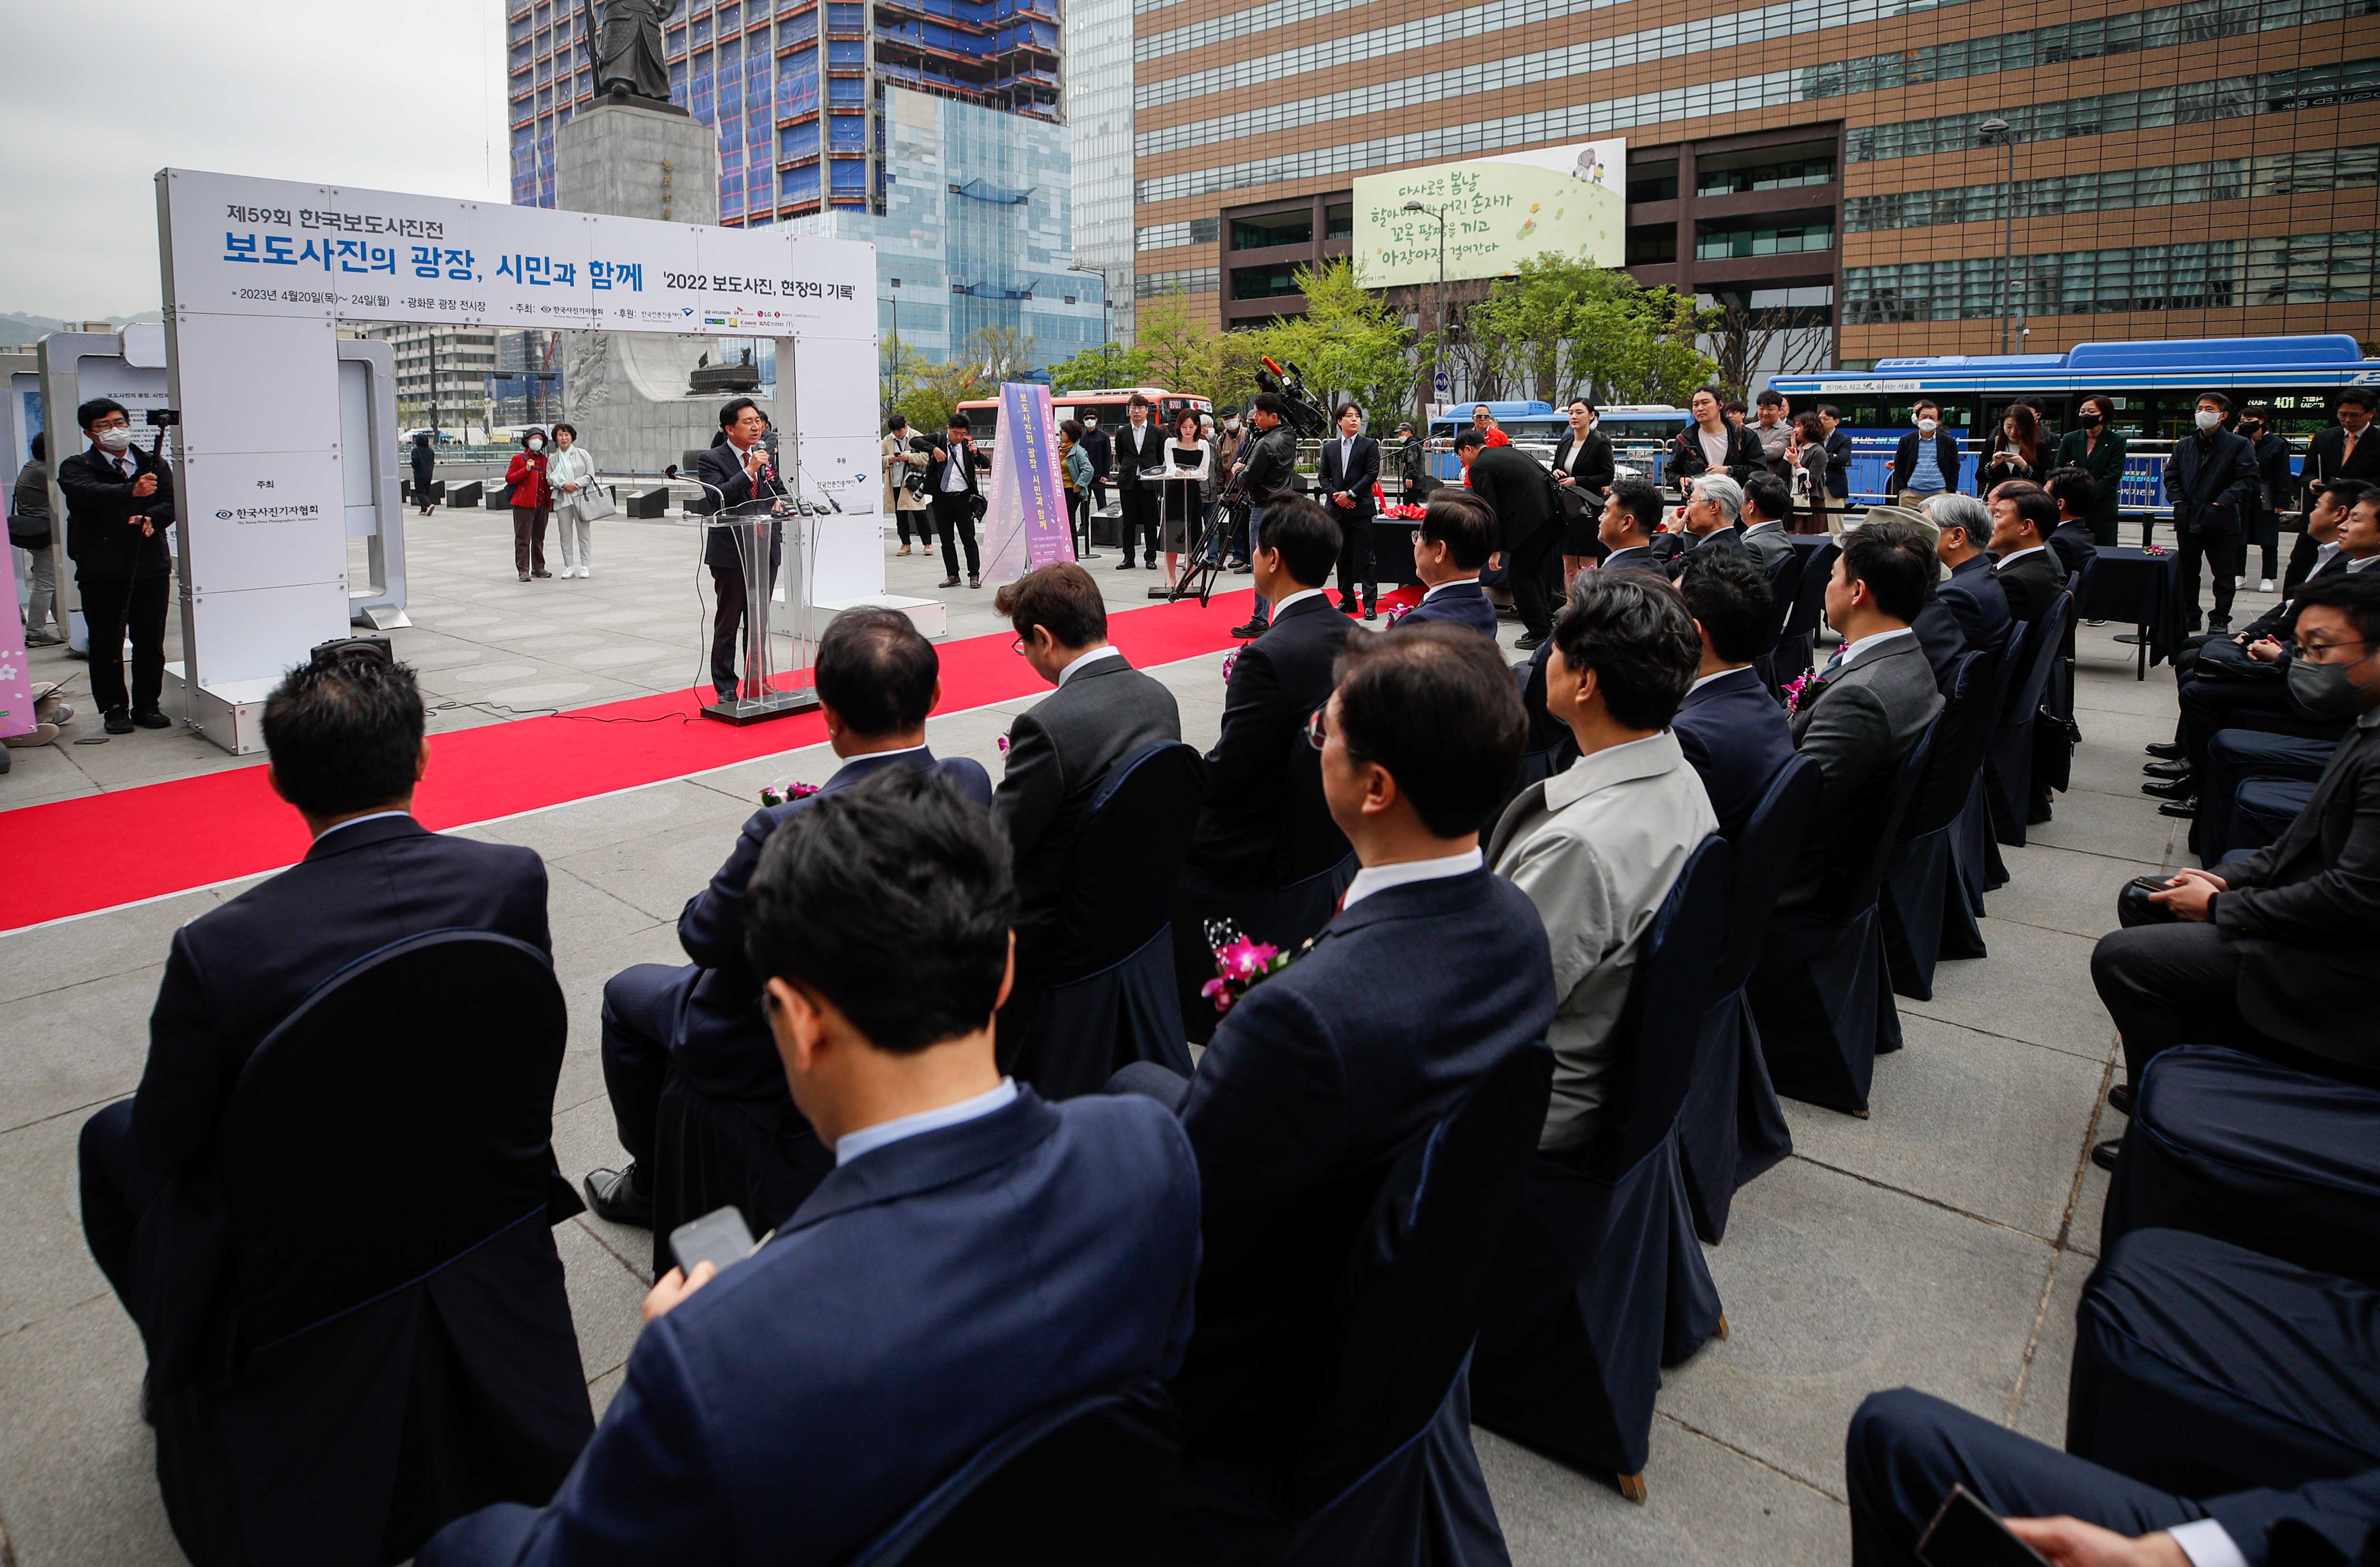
[1771,335,2380,508]
[1424,400,1693,480]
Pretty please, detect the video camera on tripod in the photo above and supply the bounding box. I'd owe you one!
[1250,356,1330,439]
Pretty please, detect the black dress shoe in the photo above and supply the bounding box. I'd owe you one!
[1115,557,1138,571]
[2145,741,2185,761]
[2090,1138,2123,1172]
[2107,1081,2134,1115]
[1363,605,1378,621]
[583,1164,653,1227]
[2142,776,2195,800]
[1515,631,1548,651]
[1229,618,1267,639]
[1338,599,1361,615]
[2206,619,2231,635]
[104,709,134,735]
[2142,759,2193,780]
[2157,797,2199,819]
[132,710,173,730]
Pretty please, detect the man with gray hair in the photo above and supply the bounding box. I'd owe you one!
[1912,492,2014,682]
[1666,472,1749,579]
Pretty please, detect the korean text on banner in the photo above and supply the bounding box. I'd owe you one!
[980,382,1073,585]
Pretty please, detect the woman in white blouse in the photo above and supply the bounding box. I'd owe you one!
[1158,408,1210,595]
[548,423,600,578]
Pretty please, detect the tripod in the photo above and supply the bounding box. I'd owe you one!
[1170,484,1240,608]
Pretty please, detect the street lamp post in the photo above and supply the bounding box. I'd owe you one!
[1981,118,2018,355]
[886,276,901,413]
[1403,199,1449,414]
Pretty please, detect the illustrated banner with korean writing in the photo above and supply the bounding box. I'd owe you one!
[979,382,1072,586]
[163,168,873,338]
[1350,139,1626,290]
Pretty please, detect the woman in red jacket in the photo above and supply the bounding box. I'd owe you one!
[506,428,555,581]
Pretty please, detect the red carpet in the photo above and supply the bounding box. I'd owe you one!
[0,590,1260,934]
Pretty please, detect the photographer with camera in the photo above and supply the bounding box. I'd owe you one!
[58,399,177,734]
[1227,393,1303,638]
[881,415,931,558]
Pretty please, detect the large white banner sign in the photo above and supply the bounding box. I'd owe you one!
[162,168,873,337]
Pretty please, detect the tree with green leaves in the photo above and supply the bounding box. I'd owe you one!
[1249,258,1416,432]
[1460,258,1716,406]
[1133,292,1221,396]
[891,359,989,438]
[1046,340,1148,393]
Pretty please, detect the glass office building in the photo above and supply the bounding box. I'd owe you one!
[1066,0,1137,344]
[505,0,1100,368]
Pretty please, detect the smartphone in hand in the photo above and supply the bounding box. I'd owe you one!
[669,1205,757,1280]
[1918,1486,2053,1567]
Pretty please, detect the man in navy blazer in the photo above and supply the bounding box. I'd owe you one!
[1914,493,2014,684]
[1399,487,1500,638]
[585,608,992,1227]
[1122,627,1556,1451]
[425,771,1201,1567]
[80,647,555,1382]
[1673,550,1796,842]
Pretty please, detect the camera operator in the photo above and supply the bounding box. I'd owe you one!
[58,399,177,733]
[1228,393,1302,638]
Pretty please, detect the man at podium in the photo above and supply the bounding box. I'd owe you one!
[696,398,789,707]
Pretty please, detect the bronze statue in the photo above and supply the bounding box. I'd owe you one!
[587,0,677,106]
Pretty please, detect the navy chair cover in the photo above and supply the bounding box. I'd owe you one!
[1984,594,2073,846]
[1007,743,1203,1099]
[1754,549,1806,697]
[1751,722,1936,1116]
[1774,540,1840,684]
[2069,1229,2380,1500]
[154,931,594,1567]
[2232,776,2320,858]
[1882,648,2002,1001]
[1166,1043,1554,1565]
[1474,838,1732,1494]
[853,1376,1180,1567]
[2101,1045,2380,1291]
[2194,728,2335,865]
[1678,755,1821,1244]
[648,1070,833,1276]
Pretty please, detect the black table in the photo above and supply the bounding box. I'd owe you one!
[2077,546,2180,680]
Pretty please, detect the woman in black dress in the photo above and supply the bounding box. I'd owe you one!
[1159,408,1209,595]
[1550,396,1615,591]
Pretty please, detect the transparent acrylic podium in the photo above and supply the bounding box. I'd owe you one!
[668,504,826,725]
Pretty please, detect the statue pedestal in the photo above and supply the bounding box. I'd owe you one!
[555,103,724,478]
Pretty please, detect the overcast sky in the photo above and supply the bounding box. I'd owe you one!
[0,1,516,320]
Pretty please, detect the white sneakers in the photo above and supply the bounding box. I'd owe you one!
[2258,578,2275,592]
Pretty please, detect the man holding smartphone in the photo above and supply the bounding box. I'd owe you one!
[57,398,177,733]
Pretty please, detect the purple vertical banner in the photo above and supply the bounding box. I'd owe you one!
[981,381,1074,584]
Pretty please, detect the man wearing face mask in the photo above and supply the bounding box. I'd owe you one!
[1890,401,1959,512]
[58,398,177,734]
[2091,571,2380,1166]
[2165,393,2258,635]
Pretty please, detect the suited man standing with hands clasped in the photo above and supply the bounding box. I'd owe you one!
[1317,401,1381,619]
[57,398,177,733]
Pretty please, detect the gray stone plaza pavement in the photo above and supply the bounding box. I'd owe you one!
[0,508,2215,1563]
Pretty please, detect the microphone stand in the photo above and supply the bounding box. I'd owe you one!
[664,462,816,723]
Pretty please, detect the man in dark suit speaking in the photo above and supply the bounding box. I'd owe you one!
[991,561,1183,1037]
[584,609,991,1229]
[424,771,1201,1567]
[1672,550,1796,842]
[694,398,789,706]
[1317,401,1382,619]
[80,645,553,1381]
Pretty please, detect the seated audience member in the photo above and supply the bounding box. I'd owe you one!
[1673,550,1797,842]
[80,645,553,1371]
[1778,522,1946,912]
[1117,627,1555,1505]
[992,562,1181,1035]
[1738,472,1797,569]
[1186,495,1351,891]
[1400,488,1501,637]
[2043,464,2104,579]
[1598,476,1665,575]
[2144,487,2380,815]
[1914,493,2015,682]
[2172,480,2371,686]
[584,608,991,1227]
[2091,572,2380,1166]
[425,771,1201,1567]
[1666,473,1751,576]
[1845,1388,2380,1567]
[1988,484,2067,623]
[1490,572,1716,1152]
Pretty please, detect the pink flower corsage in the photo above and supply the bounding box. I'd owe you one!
[1382,601,1414,625]
[1781,673,1813,715]
[759,781,822,807]
[1221,648,1241,684]
[998,732,1011,754]
[1198,919,1296,1015]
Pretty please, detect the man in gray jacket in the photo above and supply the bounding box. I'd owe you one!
[1779,522,1945,913]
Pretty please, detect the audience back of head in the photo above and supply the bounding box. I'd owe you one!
[1419,490,1497,571]
[1258,494,1342,585]
[992,561,1107,649]
[1839,522,1934,625]
[262,647,426,817]
[1676,551,1776,666]
[1744,472,1791,525]
[1552,572,1700,729]
[815,607,939,737]
[1339,624,1527,835]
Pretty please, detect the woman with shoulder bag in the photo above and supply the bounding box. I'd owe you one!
[505,428,555,581]
[10,432,62,646]
[1787,412,1834,534]
[547,423,602,579]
